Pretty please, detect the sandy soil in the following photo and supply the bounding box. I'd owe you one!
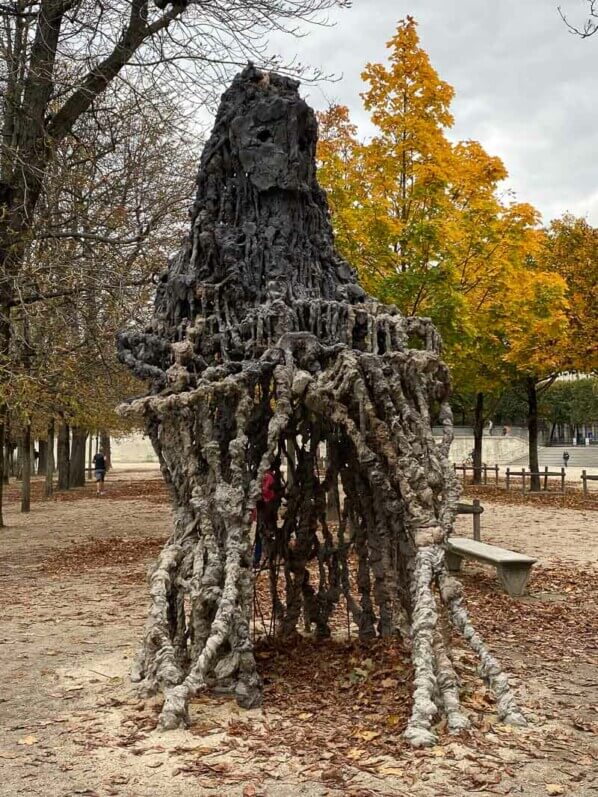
[0,474,596,797]
[454,502,598,564]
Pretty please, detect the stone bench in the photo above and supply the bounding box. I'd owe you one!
[445,537,536,597]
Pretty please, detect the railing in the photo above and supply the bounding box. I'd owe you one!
[505,466,566,494]
[453,463,499,485]
[582,469,598,496]
[454,463,597,495]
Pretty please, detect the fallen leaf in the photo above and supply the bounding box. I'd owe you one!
[349,668,369,683]
[378,766,404,776]
[321,768,344,783]
[17,735,38,746]
[346,747,363,760]
[355,729,380,742]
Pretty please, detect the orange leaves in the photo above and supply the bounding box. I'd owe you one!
[362,17,455,131]
[317,14,591,397]
[499,266,569,376]
[540,215,598,372]
[317,15,546,375]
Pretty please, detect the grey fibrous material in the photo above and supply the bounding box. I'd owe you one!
[118,64,524,740]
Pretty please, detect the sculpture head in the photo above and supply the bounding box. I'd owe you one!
[228,68,317,193]
[118,64,365,385]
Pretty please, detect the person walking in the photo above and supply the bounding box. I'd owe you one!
[562,450,570,469]
[93,448,107,495]
[488,419,494,436]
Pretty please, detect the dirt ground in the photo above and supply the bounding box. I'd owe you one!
[0,472,596,797]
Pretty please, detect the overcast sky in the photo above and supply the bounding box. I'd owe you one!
[268,0,598,225]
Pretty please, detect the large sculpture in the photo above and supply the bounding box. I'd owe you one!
[118,65,525,746]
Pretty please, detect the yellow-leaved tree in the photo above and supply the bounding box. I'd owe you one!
[541,215,598,372]
[317,16,575,486]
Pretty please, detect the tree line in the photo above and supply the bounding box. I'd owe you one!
[492,378,598,444]
[317,17,598,487]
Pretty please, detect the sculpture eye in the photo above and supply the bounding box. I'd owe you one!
[257,128,272,142]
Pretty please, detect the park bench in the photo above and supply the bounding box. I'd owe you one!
[445,537,536,597]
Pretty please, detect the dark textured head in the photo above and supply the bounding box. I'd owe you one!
[179,63,364,304]
[228,69,317,193]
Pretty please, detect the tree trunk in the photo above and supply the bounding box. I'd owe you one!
[57,423,70,490]
[2,412,10,484]
[2,441,9,484]
[472,392,484,485]
[527,377,540,492]
[6,423,15,478]
[44,420,55,498]
[0,411,5,527]
[15,438,24,479]
[0,292,10,505]
[69,427,87,488]
[38,439,48,474]
[21,422,32,513]
[87,433,93,475]
[100,430,111,470]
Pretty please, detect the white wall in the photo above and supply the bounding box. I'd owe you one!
[111,431,527,467]
[448,435,527,465]
[111,433,158,464]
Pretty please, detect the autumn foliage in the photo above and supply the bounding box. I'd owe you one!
[317,17,595,399]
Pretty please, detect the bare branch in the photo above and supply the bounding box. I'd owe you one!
[37,229,146,244]
[558,0,598,38]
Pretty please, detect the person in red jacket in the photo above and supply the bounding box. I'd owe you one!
[253,463,282,568]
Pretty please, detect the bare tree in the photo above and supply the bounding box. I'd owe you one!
[3,81,195,501]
